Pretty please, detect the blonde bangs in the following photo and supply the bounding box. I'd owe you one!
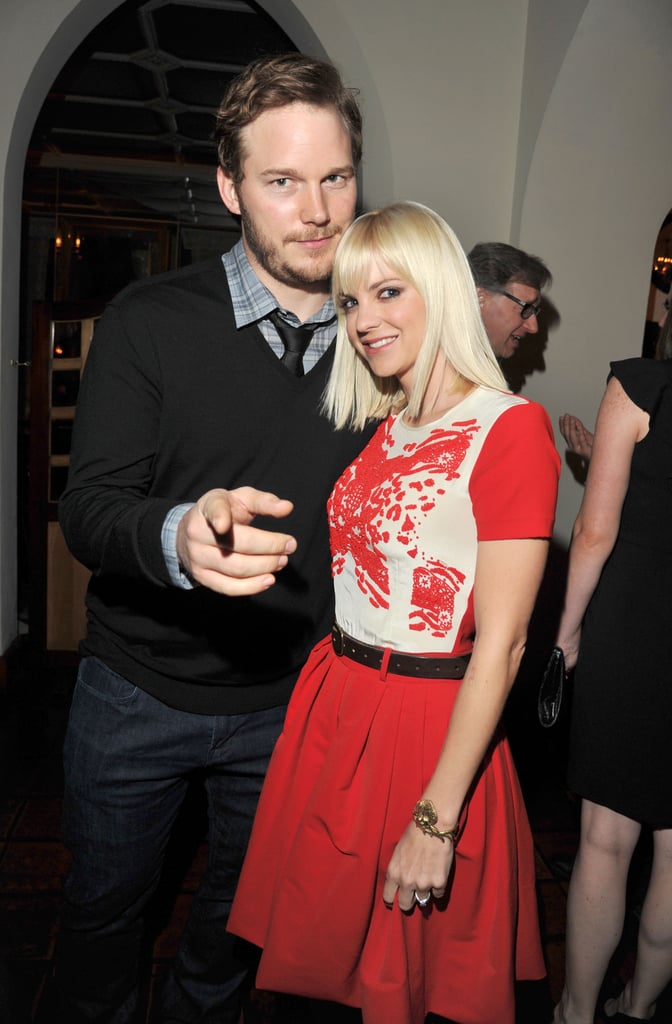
[334,216,394,301]
[325,202,507,431]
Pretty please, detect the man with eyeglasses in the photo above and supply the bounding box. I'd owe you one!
[468,241,552,360]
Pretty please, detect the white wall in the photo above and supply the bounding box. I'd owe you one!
[521,0,672,541]
[1,0,672,652]
[288,0,531,243]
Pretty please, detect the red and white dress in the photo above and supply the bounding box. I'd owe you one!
[228,387,560,1024]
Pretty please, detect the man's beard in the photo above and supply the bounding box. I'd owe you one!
[239,202,335,291]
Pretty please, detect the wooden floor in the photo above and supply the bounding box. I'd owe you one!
[0,647,666,1024]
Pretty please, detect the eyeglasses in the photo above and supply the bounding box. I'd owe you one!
[490,288,542,320]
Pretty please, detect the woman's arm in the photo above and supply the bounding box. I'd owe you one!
[555,376,649,668]
[383,536,549,910]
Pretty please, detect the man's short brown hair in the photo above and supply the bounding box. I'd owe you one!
[214,52,362,183]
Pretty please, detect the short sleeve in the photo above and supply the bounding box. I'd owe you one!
[469,400,560,540]
[610,357,672,413]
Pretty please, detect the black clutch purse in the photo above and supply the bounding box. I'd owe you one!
[537,646,566,728]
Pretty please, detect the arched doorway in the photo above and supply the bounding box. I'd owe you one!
[643,210,672,358]
[7,0,330,661]
[2,0,393,663]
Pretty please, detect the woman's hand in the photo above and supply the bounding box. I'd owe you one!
[556,630,581,672]
[559,413,594,461]
[383,821,455,911]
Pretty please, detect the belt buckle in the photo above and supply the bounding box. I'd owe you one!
[332,623,345,656]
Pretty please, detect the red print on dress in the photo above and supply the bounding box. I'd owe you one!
[328,418,478,635]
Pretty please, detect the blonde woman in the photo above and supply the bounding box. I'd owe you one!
[229,202,560,1024]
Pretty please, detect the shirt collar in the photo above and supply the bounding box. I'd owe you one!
[222,239,336,328]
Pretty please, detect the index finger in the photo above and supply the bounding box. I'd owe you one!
[197,491,297,555]
[215,520,297,558]
[201,488,293,531]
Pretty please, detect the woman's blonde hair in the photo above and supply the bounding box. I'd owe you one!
[324,201,507,429]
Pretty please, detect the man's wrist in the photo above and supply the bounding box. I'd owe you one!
[162,503,197,588]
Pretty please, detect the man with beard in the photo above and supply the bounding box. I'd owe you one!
[468,241,552,360]
[54,54,372,1024]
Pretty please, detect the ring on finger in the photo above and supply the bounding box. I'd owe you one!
[414,891,431,907]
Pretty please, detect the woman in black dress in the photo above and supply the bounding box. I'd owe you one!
[553,344,672,1024]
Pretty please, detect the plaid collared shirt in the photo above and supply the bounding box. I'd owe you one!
[162,241,338,587]
[222,240,337,371]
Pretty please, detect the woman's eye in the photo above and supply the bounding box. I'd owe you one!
[380,287,400,300]
[340,297,357,310]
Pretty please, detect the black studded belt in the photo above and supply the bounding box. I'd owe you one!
[331,624,471,679]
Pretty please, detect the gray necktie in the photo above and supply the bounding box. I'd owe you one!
[268,309,320,377]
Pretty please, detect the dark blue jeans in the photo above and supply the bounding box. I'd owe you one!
[56,656,286,1023]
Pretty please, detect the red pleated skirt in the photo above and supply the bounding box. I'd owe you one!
[228,636,545,1024]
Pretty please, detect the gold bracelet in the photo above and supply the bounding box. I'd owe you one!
[412,799,460,844]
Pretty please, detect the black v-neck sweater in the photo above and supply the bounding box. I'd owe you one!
[59,257,374,713]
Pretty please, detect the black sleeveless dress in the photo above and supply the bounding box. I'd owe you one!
[568,358,672,826]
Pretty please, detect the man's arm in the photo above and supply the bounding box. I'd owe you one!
[59,300,296,594]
